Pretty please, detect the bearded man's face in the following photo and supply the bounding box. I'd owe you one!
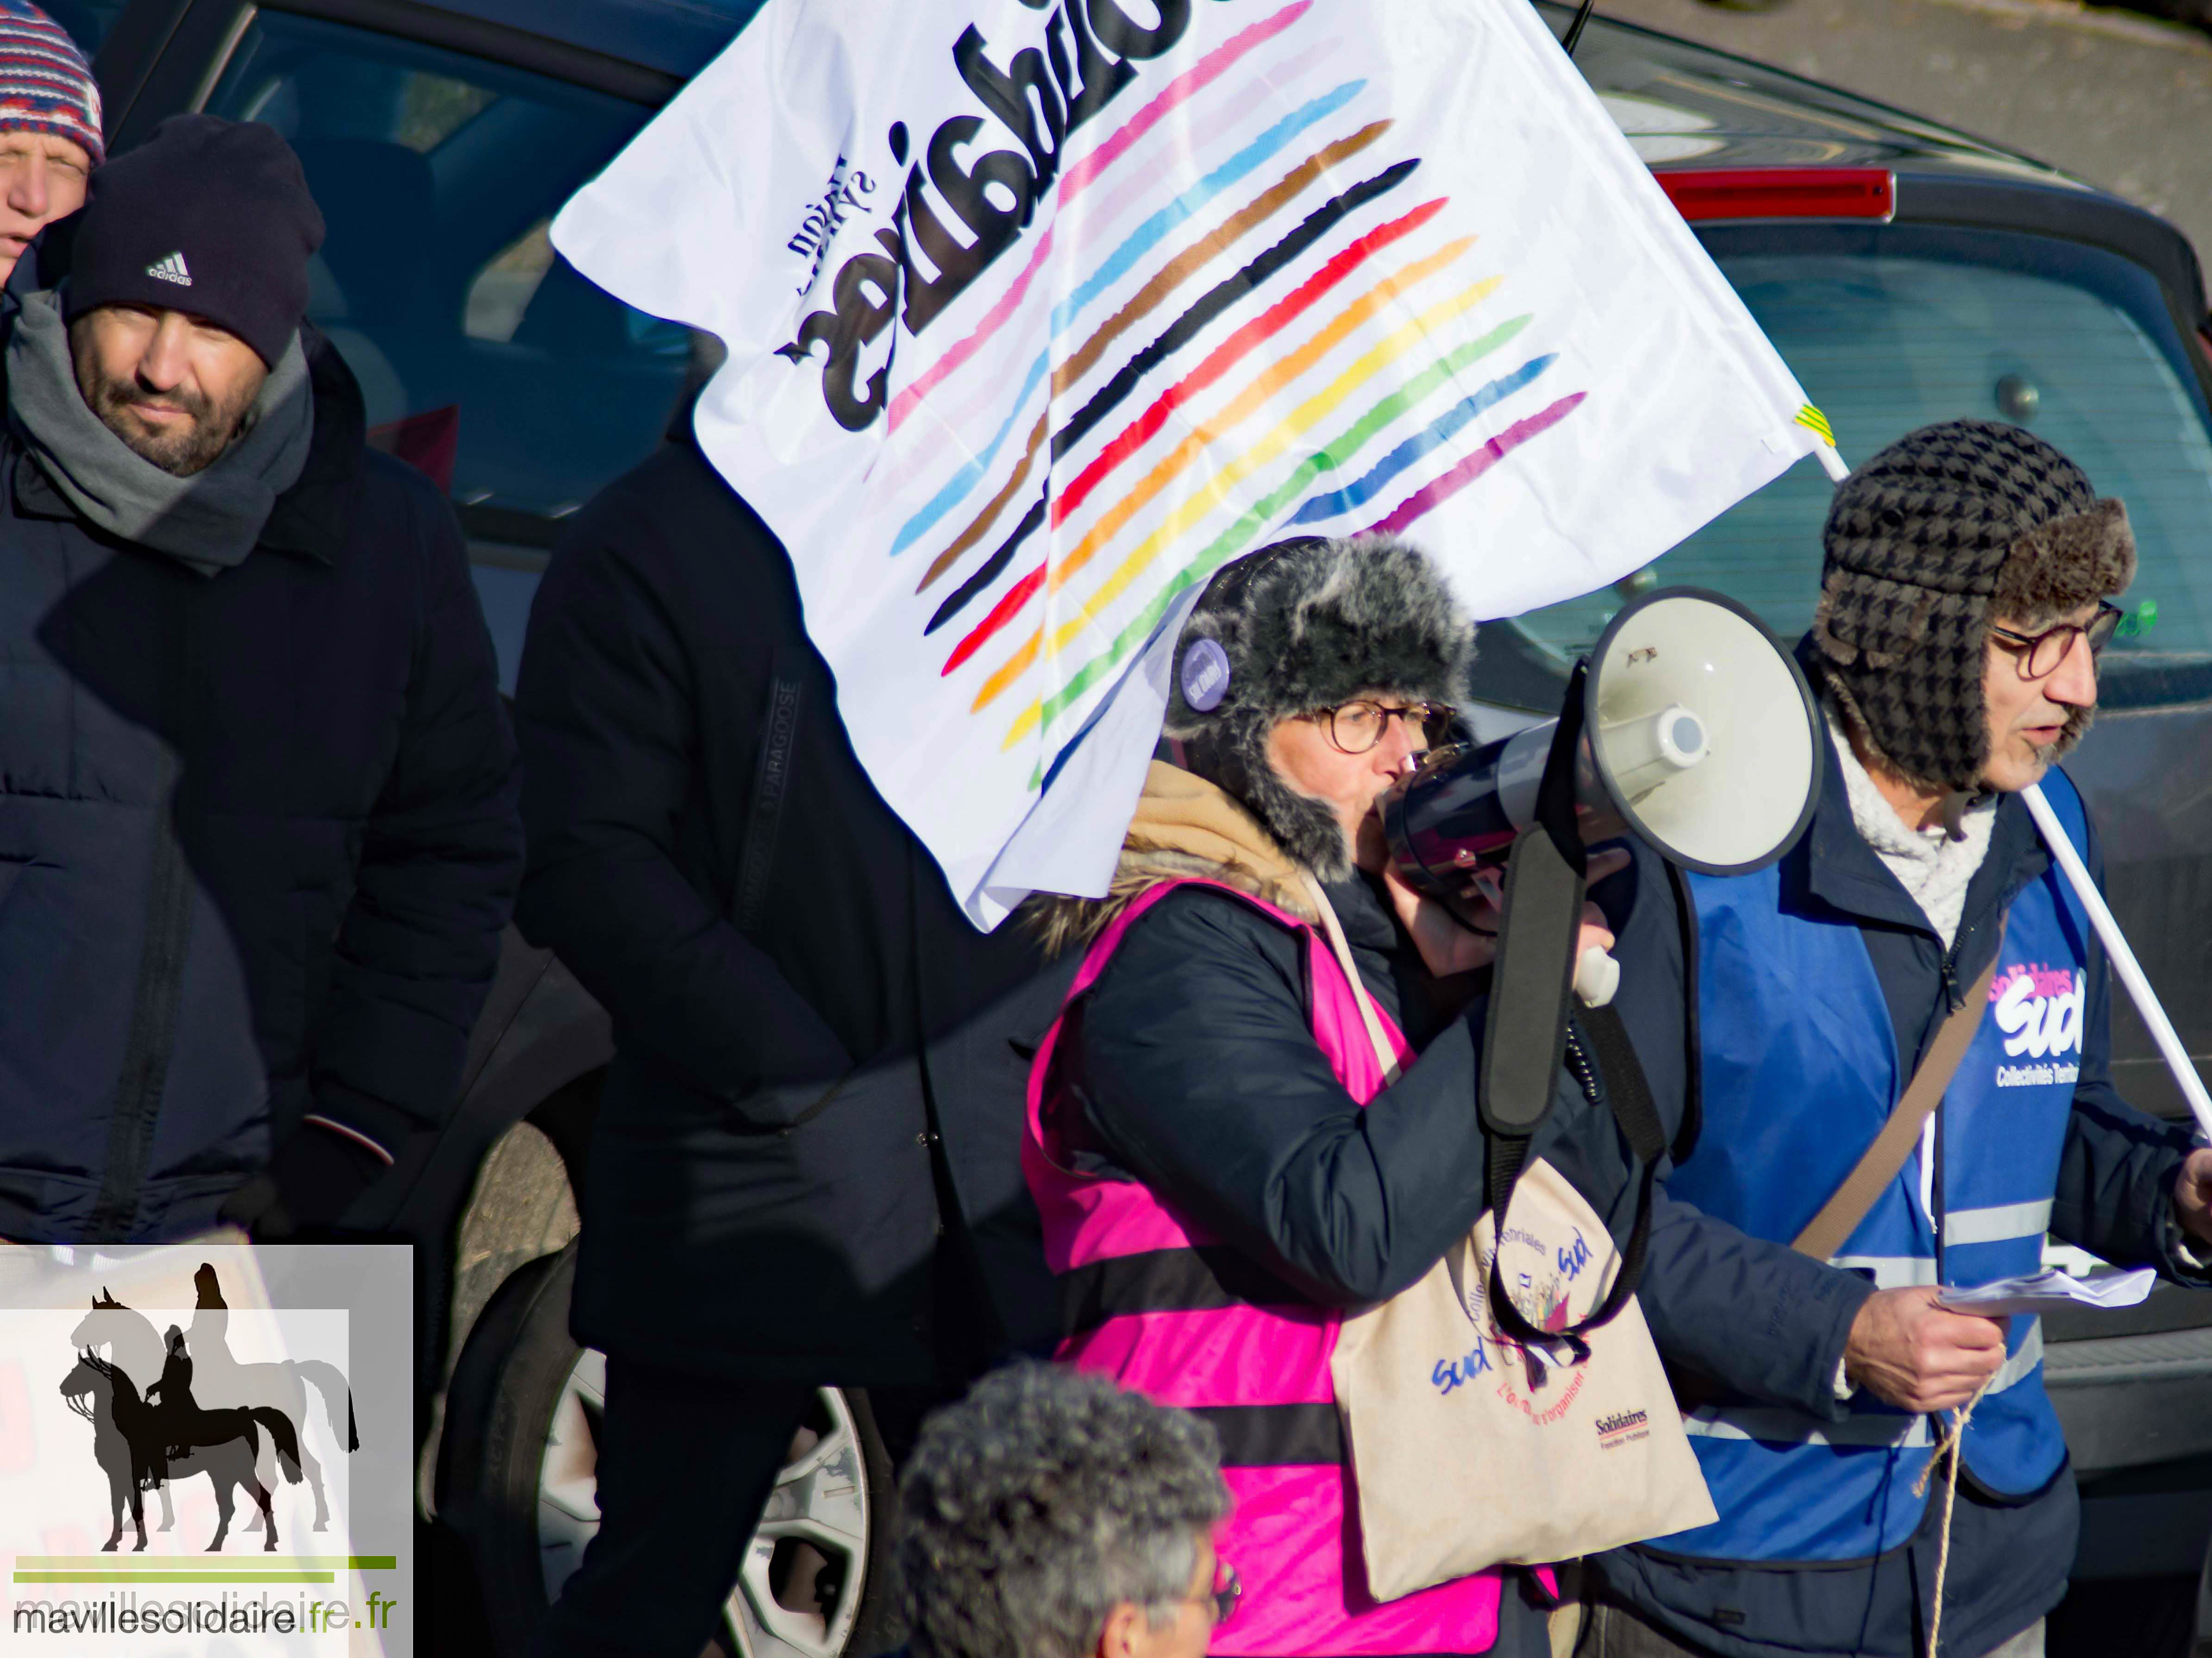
[69,304,268,477]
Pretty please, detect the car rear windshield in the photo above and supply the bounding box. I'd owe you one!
[1514,228,2212,685]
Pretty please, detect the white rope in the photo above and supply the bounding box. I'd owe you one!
[1909,1379,1993,1658]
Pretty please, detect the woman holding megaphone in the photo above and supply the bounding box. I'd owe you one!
[1021,534,1697,1658]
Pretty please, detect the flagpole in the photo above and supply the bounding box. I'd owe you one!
[2023,781,2212,1143]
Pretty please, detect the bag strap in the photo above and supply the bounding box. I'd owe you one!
[1788,954,2001,1261]
[1480,1005,1666,1376]
[1304,868,1659,1363]
[1299,871,1403,1086]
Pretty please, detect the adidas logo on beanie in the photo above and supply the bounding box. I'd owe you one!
[65,114,324,368]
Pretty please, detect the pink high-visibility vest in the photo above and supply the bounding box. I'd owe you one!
[1024,879,1526,1657]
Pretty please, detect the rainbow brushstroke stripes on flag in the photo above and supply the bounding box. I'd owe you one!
[553,0,1833,925]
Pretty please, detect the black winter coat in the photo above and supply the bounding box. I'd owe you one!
[1587,719,2203,1658]
[1058,867,1633,1658]
[0,327,522,1243]
[512,437,1071,1385]
[1070,869,1639,1312]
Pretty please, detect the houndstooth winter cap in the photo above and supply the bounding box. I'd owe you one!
[1811,419,2135,795]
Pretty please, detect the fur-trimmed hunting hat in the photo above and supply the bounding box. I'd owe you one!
[1165,534,1474,879]
[1811,419,2135,796]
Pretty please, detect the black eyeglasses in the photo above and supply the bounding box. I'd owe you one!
[1179,1562,1240,1627]
[1988,602,2123,679]
[1310,699,1457,754]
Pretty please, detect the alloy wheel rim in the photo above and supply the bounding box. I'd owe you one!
[536,1350,872,1658]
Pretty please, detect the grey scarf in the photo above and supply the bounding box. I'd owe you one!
[5,286,314,576]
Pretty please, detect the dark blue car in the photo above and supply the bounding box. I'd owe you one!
[55,0,2212,1652]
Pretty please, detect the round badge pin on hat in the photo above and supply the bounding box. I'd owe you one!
[1179,638,1231,713]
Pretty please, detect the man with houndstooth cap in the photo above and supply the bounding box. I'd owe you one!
[1584,420,2212,1658]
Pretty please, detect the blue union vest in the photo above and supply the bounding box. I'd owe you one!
[1656,770,2094,1564]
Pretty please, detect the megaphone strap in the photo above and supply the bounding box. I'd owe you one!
[1473,658,1675,1350]
[1481,1006,1664,1362]
[1479,664,1591,1151]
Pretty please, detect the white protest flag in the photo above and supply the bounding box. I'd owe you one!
[553,0,1836,926]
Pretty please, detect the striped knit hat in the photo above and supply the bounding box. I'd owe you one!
[0,2,100,165]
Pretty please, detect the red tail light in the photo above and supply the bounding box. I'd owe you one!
[1656,168,1896,224]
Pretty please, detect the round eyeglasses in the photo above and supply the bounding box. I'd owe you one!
[1988,602,2123,680]
[1311,699,1458,754]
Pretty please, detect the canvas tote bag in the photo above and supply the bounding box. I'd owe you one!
[1306,878,1714,1602]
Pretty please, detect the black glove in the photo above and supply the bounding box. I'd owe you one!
[218,1121,389,1241]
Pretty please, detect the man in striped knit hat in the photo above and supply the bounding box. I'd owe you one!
[0,0,99,282]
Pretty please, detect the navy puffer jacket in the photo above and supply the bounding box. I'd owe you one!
[0,323,521,1242]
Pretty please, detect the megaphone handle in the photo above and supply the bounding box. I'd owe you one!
[1575,946,1620,1008]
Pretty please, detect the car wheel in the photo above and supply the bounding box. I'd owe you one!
[438,1240,898,1658]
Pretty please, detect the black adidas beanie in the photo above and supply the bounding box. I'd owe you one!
[64,114,325,368]
[1812,419,2135,795]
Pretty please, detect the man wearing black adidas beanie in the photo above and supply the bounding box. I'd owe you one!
[0,111,520,1248]
[60,113,323,479]
[1580,421,2212,1658]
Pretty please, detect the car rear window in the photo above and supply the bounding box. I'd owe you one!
[1514,234,2212,680]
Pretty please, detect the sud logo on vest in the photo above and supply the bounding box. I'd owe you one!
[1992,962,2084,1088]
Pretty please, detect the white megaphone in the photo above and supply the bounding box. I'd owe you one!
[1381,588,1822,1003]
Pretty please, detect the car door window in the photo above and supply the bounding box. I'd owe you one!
[1511,233,2212,702]
[198,11,699,687]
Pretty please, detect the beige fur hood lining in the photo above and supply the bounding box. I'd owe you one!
[1032,761,1320,956]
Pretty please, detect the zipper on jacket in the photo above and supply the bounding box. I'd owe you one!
[87,753,194,1237]
[1563,1025,1601,1104]
[86,600,194,1239]
[1937,943,1961,1017]
[732,660,804,942]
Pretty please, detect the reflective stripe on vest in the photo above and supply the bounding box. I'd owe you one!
[1022,878,1512,1656]
[1652,771,2093,1563]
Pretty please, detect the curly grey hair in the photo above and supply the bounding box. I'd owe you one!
[895,1364,1230,1658]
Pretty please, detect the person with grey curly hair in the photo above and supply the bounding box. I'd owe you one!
[896,1365,1232,1658]
[1024,533,1634,1658]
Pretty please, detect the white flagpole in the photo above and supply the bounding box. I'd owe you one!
[2023,781,2212,1143]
